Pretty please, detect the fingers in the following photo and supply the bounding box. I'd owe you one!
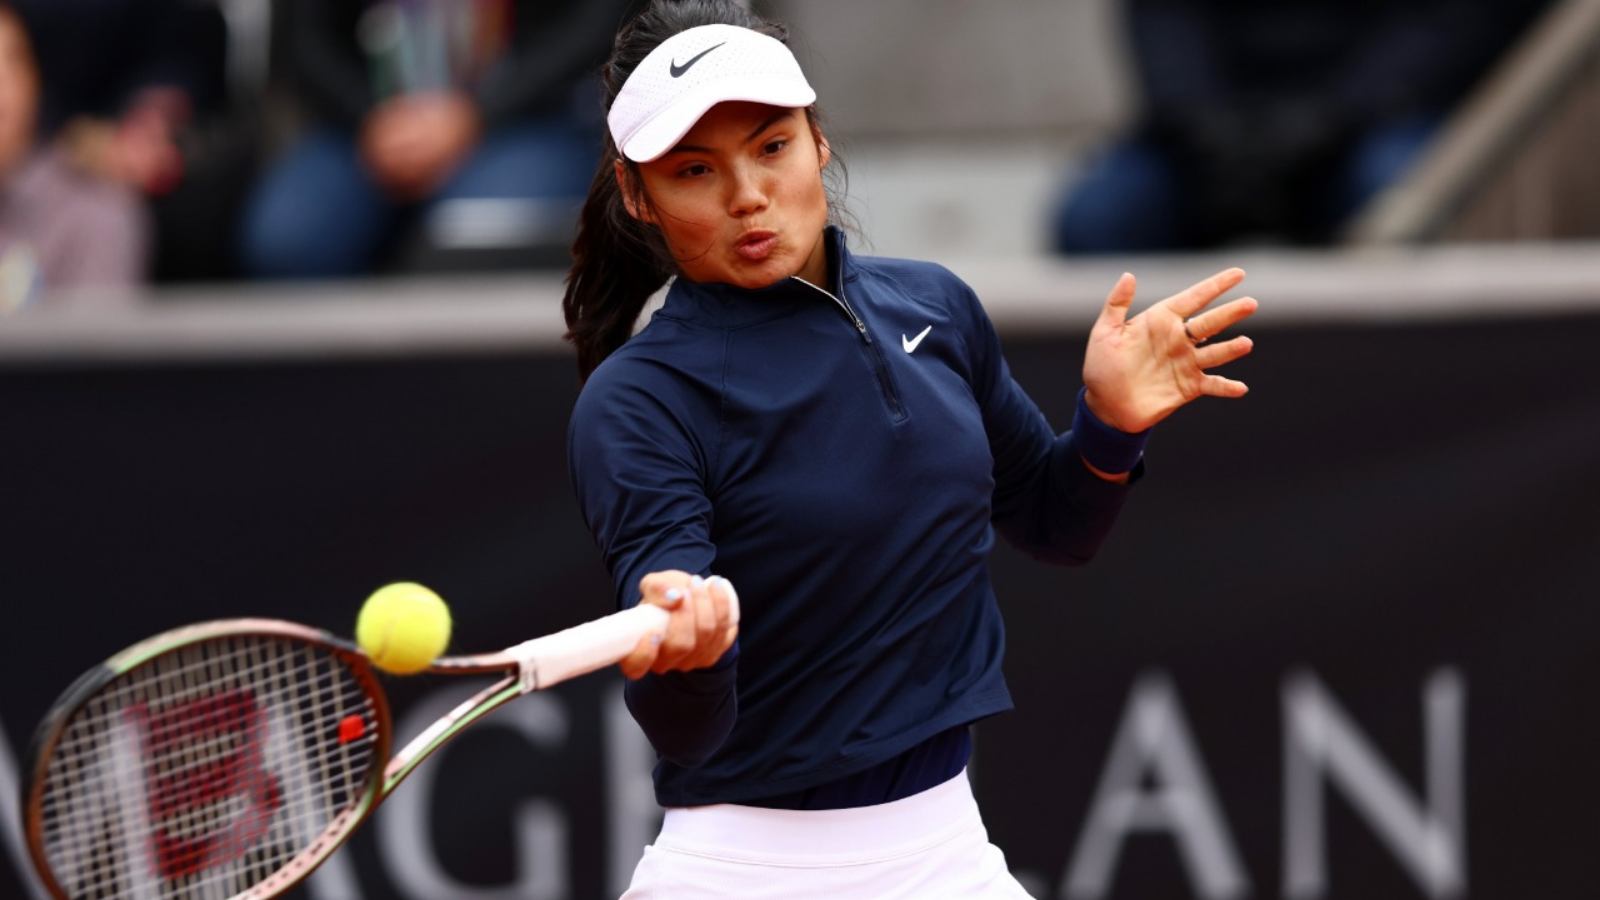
[675,575,738,671]
[1194,334,1254,369]
[1164,267,1246,319]
[708,576,740,627]
[1182,296,1258,344]
[1201,373,1249,398]
[650,582,697,674]
[635,571,691,673]
[630,570,739,678]
[619,633,659,681]
[683,576,724,670]
[638,571,690,616]
[1096,272,1137,330]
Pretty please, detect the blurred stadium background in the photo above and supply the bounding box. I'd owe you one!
[3,1,1598,898]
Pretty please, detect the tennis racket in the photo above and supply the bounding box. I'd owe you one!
[20,602,673,900]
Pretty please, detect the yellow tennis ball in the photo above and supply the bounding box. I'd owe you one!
[356,582,452,675]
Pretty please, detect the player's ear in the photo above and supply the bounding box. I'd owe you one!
[614,159,653,224]
[811,122,831,169]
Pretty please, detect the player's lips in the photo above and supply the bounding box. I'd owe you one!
[734,230,778,261]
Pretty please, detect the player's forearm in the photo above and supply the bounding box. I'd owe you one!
[992,432,1137,566]
[992,393,1140,564]
[623,643,739,768]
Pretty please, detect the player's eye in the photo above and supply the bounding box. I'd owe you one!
[678,163,711,179]
[762,138,788,156]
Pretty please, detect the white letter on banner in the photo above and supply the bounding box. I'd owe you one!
[1,711,51,900]
[1283,669,1466,899]
[259,707,364,900]
[1063,673,1249,899]
[377,685,571,900]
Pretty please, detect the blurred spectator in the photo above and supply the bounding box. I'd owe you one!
[240,0,634,278]
[11,0,238,283]
[0,3,147,310]
[1051,0,1550,253]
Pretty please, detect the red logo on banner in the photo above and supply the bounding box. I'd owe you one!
[127,691,284,879]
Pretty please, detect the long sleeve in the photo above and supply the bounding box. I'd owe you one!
[958,284,1139,564]
[622,641,738,768]
[568,361,736,767]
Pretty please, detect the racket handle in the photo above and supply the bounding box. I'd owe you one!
[508,603,672,690]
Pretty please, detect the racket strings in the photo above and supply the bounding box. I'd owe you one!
[47,649,350,756]
[36,634,381,900]
[47,665,353,771]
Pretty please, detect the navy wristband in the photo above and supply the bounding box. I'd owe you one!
[1072,387,1150,474]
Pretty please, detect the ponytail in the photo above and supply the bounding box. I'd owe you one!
[562,140,671,380]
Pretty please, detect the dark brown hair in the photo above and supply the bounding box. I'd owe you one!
[562,0,845,379]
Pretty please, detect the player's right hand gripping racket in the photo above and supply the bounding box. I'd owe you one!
[20,603,673,899]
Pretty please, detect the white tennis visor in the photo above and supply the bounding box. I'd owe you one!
[607,23,817,163]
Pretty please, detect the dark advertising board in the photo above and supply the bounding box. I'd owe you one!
[4,312,1597,898]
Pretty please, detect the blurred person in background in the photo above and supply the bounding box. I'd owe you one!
[1051,0,1550,253]
[240,0,635,279]
[11,0,231,283]
[0,3,148,311]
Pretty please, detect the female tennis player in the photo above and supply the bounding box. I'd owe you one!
[564,1,1257,895]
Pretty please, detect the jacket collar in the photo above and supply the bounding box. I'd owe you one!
[658,226,858,328]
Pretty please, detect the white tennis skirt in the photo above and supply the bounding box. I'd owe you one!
[620,770,1034,899]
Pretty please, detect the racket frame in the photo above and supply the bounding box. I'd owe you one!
[22,619,393,900]
[22,603,670,900]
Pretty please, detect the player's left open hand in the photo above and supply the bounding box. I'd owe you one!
[1081,267,1258,433]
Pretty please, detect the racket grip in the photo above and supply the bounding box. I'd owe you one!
[508,603,672,690]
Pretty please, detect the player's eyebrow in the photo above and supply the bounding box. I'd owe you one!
[661,110,795,156]
[744,109,793,142]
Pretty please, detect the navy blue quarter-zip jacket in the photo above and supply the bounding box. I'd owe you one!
[568,228,1136,806]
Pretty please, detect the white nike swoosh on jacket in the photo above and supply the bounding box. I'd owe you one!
[902,325,932,353]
